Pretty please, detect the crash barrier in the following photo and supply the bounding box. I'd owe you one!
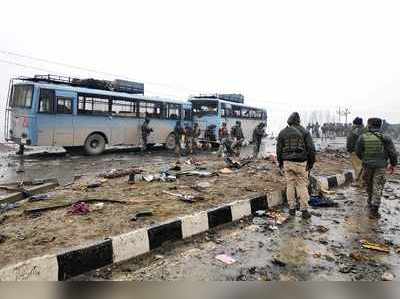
[0,171,354,281]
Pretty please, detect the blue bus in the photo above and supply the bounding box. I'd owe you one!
[190,94,267,144]
[4,75,192,155]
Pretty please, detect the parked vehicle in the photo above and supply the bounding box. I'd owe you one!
[4,75,191,155]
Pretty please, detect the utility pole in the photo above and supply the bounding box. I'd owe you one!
[336,107,342,123]
[342,108,351,124]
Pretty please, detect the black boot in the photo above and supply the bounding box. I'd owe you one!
[289,209,296,218]
[369,206,381,219]
[301,210,312,220]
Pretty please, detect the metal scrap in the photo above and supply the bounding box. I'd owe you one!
[360,240,390,253]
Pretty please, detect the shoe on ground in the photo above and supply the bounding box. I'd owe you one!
[289,209,296,217]
[369,206,381,219]
[301,210,312,219]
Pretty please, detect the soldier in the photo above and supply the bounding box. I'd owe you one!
[218,122,230,157]
[184,123,194,155]
[141,117,153,151]
[174,121,184,157]
[346,117,365,186]
[314,122,320,138]
[355,118,398,218]
[277,112,316,219]
[231,121,244,157]
[253,122,267,158]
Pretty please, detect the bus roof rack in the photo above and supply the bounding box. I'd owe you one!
[21,74,145,95]
[192,93,244,104]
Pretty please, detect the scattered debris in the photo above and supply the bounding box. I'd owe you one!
[67,202,90,215]
[272,257,286,267]
[143,175,155,182]
[0,233,7,244]
[86,180,104,188]
[28,194,50,202]
[92,203,105,211]
[255,210,266,217]
[350,251,368,262]
[266,211,288,225]
[360,240,390,253]
[315,225,329,233]
[100,167,142,179]
[162,191,204,203]
[381,272,395,281]
[219,168,234,174]
[309,196,338,208]
[193,181,211,191]
[0,202,20,214]
[130,209,154,221]
[128,173,143,184]
[215,254,236,265]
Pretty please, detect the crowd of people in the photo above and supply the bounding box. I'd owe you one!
[307,122,353,140]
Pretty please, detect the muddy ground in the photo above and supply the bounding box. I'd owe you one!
[0,138,353,269]
[79,177,400,281]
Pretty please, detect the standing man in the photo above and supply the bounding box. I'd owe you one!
[192,122,201,152]
[346,117,365,186]
[141,117,153,151]
[253,122,267,158]
[174,121,184,157]
[218,122,230,157]
[231,121,244,157]
[184,123,194,155]
[355,118,398,218]
[277,112,316,219]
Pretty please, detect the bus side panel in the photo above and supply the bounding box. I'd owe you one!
[72,116,112,146]
[35,113,55,146]
[123,118,141,146]
[138,118,175,145]
[53,90,75,146]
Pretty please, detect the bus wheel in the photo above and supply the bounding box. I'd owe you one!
[84,133,106,155]
[165,133,176,151]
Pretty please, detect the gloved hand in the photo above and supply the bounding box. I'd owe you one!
[388,165,395,175]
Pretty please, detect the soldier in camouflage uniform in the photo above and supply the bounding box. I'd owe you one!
[346,117,365,186]
[184,123,194,155]
[174,121,185,157]
[355,118,398,218]
[253,122,267,158]
[231,121,245,157]
[193,123,201,152]
[277,112,316,220]
[141,117,153,151]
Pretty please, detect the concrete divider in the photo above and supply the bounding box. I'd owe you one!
[0,171,354,281]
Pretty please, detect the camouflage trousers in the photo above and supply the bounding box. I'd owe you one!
[283,161,310,210]
[363,167,386,208]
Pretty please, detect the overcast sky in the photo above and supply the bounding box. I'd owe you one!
[1,0,400,135]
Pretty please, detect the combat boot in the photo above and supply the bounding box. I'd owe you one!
[288,209,296,218]
[301,210,312,220]
[369,206,381,219]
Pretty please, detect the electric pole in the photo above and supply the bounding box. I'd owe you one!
[343,108,351,124]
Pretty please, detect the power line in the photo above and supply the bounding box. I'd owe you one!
[0,49,201,93]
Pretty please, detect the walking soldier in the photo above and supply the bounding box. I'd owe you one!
[141,117,153,151]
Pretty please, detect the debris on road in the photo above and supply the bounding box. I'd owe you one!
[215,254,236,265]
[100,167,142,179]
[130,209,154,221]
[219,168,234,174]
[266,211,288,225]
[360,240,390,253]
[0,233,7,244]
[350,251,368,262]
[162,191,204,203]
[67,202,90,215]
[28,194,50,202]
[381,272,395,281]
[309,196,338,208]
[271,257,287,267]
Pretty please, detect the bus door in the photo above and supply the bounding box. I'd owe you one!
[36,88,56,146]
[53,90,75,146]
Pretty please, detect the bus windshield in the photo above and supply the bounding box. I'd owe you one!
[192,100,218,116]
[10,84,33,108]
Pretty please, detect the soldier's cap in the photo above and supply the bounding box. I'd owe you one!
[367,118,382,129]
[353,117,363,125]
[287,112,300,126]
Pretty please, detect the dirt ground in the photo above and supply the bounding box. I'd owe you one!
[0,149,351,269]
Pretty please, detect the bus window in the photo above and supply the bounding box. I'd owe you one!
[139,101,162,118]
[38,89,55,113]
[241,107,250,118]
[184,108,192,121]
[112,98,137,117]
[221,103,232,117]
[78,94,110,115]
[192,100,218,116]
[232,105,241,118]
[56,97,72,114]
[166,103,181,119]
[11,85,33,108]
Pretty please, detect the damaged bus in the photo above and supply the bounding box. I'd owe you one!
[4,75,191,155]
[190,94,267,146]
